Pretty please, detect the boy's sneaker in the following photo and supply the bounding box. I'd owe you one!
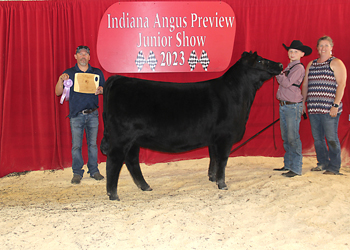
[71,174,82,184]
[91,172,104,181]
[282,170,298,178]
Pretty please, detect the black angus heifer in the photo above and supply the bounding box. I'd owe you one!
[101,51,283,200]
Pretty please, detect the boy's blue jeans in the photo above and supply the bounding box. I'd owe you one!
[309,113,341,173]
[70,110,99,177]
[279,102,303,175]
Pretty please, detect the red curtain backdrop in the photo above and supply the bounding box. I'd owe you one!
[0,0,349,177]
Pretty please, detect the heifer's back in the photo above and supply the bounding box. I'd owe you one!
[101,51,282,200]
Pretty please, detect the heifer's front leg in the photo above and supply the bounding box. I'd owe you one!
[209,144,228,189]
[125,145,152,191]
[208,145,218,182]
[106,148,124,201]
[213,141,231,190]
[216,157,228,190]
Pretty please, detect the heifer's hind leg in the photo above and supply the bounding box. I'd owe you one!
[125,145,152,191]
[106,148,124,201]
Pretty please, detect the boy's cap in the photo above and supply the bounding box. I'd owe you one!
[76,45,90,54]
[283,40,312,56]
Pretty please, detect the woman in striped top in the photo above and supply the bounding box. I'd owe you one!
[302,36,347,175]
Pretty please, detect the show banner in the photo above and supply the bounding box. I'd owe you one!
[97,1,236,73]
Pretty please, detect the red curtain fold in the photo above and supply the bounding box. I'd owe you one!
[0,0,349,177]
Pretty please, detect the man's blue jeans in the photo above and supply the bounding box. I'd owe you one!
[309,113,341,173]
[70,110,99,177]
[279,102,303,175]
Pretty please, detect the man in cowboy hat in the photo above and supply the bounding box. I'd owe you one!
[273,40,312,177]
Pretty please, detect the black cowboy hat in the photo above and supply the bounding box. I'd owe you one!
[282,40,312,56]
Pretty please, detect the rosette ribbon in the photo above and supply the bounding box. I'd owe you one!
[60,79,73,104]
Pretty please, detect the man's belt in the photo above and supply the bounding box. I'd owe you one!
[81,108,97,114]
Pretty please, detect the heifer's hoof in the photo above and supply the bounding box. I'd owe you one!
[141,185,153,191]
[109,195,120,201]
[217,182,228,190]
[107,192,120,201]
[208,176,216,182]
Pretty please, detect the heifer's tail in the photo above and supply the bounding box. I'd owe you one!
[100,76,114,155]
[100,119,109,155]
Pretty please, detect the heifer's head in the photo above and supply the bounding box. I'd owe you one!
[239,51,283,88]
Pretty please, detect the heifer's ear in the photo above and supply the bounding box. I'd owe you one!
[241,51,249,58]
[240,52,253,65]
[251,52,258,61]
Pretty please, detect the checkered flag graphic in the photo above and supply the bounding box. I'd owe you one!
[199,50,210,71]
[188,50,199,71]
[146,51,157,71]
[187,50,210,71]
[135,51,146,72]
[135,51,158,72]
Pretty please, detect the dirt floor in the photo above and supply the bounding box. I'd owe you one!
[1,156,350,250]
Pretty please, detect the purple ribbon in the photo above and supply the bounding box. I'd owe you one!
[60,79,73,104]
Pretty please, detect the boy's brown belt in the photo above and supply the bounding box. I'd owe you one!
[280,101,301,106]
